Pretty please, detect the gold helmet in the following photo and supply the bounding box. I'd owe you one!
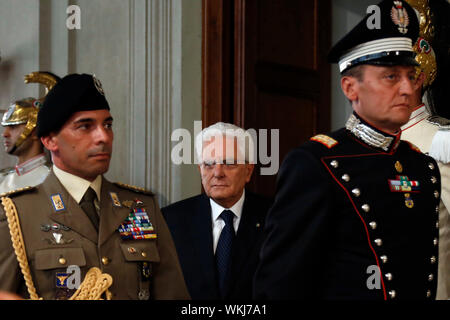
[406,0,437,89]
[1,72,60,151]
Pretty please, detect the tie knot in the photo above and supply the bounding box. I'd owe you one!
[220,210,235,226]
[82,187,97,203]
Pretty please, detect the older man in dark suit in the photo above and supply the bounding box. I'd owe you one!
[162,122,272,300]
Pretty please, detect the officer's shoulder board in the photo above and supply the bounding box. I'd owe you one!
[405,141,422,153]
[113,182,154,196]
[0,186,36,198]
[310,134,338,149]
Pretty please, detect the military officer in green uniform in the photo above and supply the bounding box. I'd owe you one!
[254,0,440,299]
[0,73,189,300]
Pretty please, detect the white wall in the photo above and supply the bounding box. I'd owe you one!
[0,0,202,206]
[331,0,374,130]
[0,1,40,169]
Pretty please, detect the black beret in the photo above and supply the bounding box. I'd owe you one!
[37,73,110,137]
[328,0,419,73]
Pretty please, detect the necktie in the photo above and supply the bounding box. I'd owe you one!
[215,209,235,298]
[80,187,99,230]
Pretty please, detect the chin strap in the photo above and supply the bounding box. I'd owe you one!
[7,145,17,156]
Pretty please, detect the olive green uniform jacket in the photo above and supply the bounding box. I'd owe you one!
[0,171,190,300]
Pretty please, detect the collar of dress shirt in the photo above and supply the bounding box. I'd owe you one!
[210,189,245,226]
[53,165,102,203]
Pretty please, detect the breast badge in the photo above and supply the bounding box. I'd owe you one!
[56,273,69,288]
[55,272,76,300]
[394,161,403,173]
[41,222,73,245]
[404,193,414,209]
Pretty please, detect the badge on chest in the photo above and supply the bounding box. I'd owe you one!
[387,161,421,209]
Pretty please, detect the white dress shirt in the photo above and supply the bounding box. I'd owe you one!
[53,165,102,213]
[210,190,245,253]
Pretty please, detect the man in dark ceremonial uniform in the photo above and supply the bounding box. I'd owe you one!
[254,0,440,300]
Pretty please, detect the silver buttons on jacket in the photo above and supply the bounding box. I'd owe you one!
[380,255,388,264]
[430,256,436,264]
[361,204,370,213]
[434,190,439,199]
[385,273,393,281]
[330,160,339,168]
[352,188,361,197]
[389,290,396,299]
[433,238,438,246]
[428,163,435,170]
[374,239,383,246]
[428,274,434,281]
[369,221,377,230]
[431,176,437,184]
[341,174,350,182]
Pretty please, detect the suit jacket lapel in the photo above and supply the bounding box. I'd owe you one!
[192,194,219,298]
[98,179,131,246]
[45,171,98,244]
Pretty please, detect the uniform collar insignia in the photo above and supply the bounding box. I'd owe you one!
[346,112,400,152]
[50,193,66,212]
[109,192,122,207]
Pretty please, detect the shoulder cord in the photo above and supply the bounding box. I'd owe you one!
[69,267,113,300]
[1,196,113,300]
[1,196,41,300]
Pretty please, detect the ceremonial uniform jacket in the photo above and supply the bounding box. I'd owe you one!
[254,113,440,300]
[0,154,50,194]
[0,171,189,300]
[402,104,450,300]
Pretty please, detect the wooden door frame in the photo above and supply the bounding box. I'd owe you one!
[202,0,234,127]
[202,0,331,133]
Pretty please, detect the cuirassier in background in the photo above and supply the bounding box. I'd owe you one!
[0,72,60,194]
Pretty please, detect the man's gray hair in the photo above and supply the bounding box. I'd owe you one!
[195,122,256,164]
